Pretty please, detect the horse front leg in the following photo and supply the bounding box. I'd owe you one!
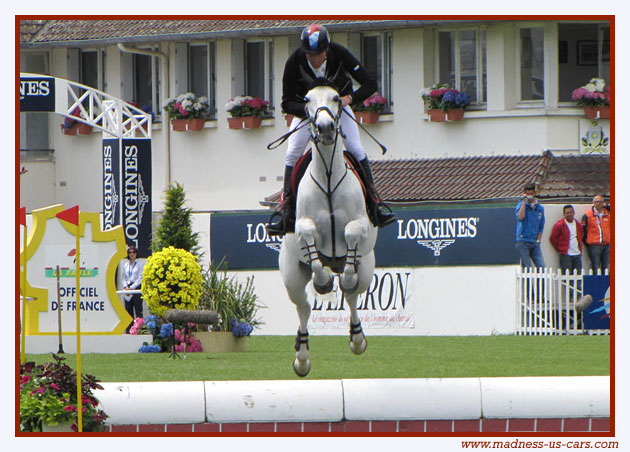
[340,219,369,293]
[296,217,333,294]
[280,240,313,377]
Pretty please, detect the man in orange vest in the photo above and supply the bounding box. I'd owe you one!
[581,194,610,273]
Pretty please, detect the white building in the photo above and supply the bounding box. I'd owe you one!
[20,19,611,335]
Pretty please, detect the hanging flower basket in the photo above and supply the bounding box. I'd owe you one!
[584,106,610,120]
[187,118,205,131]
[227,116,262,129]
[354,111,380,124]
[171,119,187,131]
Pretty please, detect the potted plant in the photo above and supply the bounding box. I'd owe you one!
[141,246,203,318]
[224,96,269,129]
[353,93,388,124]
[572,78,610,119]
[20,354,108,432]
[163,93,210,131]
[421,83,471,122]
[194,259,263,352]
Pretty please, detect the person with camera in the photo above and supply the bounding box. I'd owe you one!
[515,183,546,269]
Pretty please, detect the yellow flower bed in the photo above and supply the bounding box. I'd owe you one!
[141,247,202,317]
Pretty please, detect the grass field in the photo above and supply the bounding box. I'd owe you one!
[23,335,610,382]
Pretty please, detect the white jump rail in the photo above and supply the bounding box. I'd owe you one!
[97,376,609,425]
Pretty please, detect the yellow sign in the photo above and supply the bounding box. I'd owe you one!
[20,204,131,335]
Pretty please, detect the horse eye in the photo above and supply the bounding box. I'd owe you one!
[333,95,340,102]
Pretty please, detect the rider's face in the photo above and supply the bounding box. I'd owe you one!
[306,50,327,69]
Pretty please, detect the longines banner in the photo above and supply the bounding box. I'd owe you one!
[210,206,519,269]
[20,75,56,112]
[102,138,152,257]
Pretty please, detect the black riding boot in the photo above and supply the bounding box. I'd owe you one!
[358,158,396,228]
[266,165,296,236]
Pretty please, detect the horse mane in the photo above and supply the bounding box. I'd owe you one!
[309,77,339,92]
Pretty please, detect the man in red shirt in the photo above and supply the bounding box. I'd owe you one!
[549,205,583,274]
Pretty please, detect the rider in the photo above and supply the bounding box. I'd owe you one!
[266,24,396,236]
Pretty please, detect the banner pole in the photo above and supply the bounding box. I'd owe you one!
[56,265,64,353]
[20,223,27,364]
[75,221,83,432]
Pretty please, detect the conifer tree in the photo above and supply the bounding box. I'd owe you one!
[151,182,201,259]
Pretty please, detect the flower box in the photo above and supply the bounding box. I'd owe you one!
[427,109,465,122]
[171,119,187,131]
[584,106,610,120]
[187,118,205,131]
[60,124,78,135]
[41,421,73,432]
[354,111,379,124]
[227,116,262,129]
[78,123,93,135]
[191,331,247,353]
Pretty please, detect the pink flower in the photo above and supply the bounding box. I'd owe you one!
[50,383,60,391]
[36,387,45,394]
[65,405,75,412]
[129,326,138,335]
[134,317,145,328]
[21,375,30,384]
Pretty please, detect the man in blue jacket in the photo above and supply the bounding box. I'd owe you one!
[515,183,546,269]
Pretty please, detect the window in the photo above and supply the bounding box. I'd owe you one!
[68,48,106,91]
[361,33,392,111]
[558,22,610,102]
[121,49,161,119]
[348,33,392,111]
[176,42,217,117]
[232,39,274,112]
[519,27,545,102]
[20,52,50,151]
[437,28,487,105]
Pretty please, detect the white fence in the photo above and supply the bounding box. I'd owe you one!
[516,268,609,336]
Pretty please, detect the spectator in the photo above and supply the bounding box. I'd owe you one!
[515,183,546,269]
[549,205,583,274]
[122,245,143,333]
[581,194,611,273]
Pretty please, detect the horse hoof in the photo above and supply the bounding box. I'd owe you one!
[293,358,311,377]
[350,336,367,355]
[314,277,333,294]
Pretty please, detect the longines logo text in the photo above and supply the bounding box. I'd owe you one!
[19,80,51,100]
[102,145,119,230]
[247,222,282,251]
[397,217,479,256]
[123,145,149,247]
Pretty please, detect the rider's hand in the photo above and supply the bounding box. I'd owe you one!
[341,95,352,108]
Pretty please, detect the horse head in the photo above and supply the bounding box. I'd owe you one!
[304,78,342,146]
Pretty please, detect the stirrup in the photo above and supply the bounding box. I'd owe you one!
[376,203,396,228]
[266,210,286,236]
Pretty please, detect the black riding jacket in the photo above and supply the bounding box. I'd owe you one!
[281,42,377,119]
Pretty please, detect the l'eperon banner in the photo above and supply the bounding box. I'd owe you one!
[20,205,131,335]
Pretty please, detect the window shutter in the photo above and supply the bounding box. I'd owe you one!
[231,39,245,97]
[175,42,189,95]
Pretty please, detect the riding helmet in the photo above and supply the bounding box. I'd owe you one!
[301,24,330,54]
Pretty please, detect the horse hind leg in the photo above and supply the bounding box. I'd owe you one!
[293,328,311,377]
[345,291,368,355]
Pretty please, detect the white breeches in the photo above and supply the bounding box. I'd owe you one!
[285,106,367,166]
